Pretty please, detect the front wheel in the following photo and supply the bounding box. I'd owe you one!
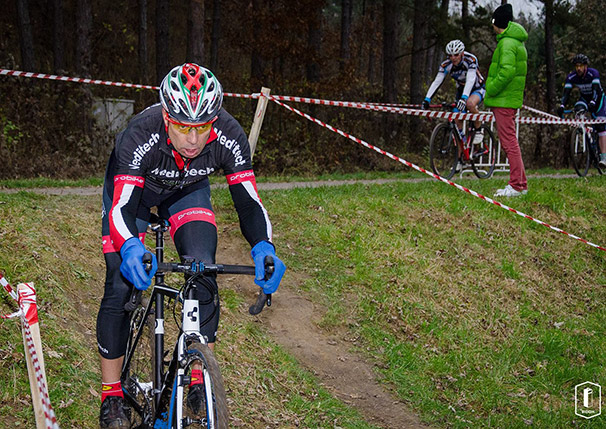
[429,122,458,179]
[122,301,156,428]
[176,342,229,429]
[570,127,590,177]
[470,125,497,179]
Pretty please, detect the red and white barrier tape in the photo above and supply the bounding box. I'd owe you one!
[0,272,18,301]
[0,68,256,99]
[4,67,606,125]
[522,104,559,119]
[265,94,606,252]
[0,68,158,91]
[1,309,22,319]
[1,280,60,428]
[268,94,606,125]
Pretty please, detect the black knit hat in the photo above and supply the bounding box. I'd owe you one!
[492,3,513,29]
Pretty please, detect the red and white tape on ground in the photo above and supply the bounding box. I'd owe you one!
[1,277,60,428]
[264,94,606,252]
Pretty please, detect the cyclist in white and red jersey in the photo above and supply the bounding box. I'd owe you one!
[422,39,486,143]
[96,63,286,428]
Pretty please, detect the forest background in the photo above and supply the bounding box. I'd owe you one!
[0,0,602,179]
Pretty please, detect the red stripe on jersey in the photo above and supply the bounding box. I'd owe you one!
[109,175,146,250]
[226,169,255,185]
[102,233,146,254]
[113,174,145,188]
[226,169,257,188]
[168,208,216,241]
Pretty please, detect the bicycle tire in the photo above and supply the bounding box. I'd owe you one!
[122,300,156,429]
[470,125,497,179]
[570,127,590,177]
[175,342,229,429]
[429,122,458,179]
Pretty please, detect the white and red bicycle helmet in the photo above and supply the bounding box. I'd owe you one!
[160,63,223,124]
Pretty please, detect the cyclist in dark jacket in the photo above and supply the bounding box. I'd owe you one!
[557,54,606,168]
[96,63,286,428]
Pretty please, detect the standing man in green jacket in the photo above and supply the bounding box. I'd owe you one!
[485,3,529,197]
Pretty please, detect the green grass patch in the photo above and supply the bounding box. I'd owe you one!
[259,174,606,427]
[1,172,605,427]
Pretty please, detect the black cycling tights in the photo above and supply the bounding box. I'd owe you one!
[96,220,219,360]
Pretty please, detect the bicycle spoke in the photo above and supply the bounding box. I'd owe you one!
[470,125,497,179]
[429,122,458,179]
[122,302,156,428]
[570,127,590,177]
[176,342,229,429]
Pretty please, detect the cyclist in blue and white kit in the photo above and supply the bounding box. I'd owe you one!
[557,53,606,168]
[96,63,286,428]
[422,39,486,144]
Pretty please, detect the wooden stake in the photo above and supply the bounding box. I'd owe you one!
[248,87,271,159]
[18,283,48,429]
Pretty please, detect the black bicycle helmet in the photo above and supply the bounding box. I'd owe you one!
[571,54,589,65]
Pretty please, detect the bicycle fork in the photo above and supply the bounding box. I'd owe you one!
[170,291,214,428]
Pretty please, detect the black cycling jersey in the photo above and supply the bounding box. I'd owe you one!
[97,103,273,358]
[102,103,271,253]
[560,67,606,116]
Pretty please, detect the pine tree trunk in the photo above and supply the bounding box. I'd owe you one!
[16,0,36,71]
[187,0,205,64]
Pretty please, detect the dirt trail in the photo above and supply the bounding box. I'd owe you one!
[261,288,426,428]
[219,240,427,429]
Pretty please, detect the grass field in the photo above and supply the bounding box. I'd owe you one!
[0,172,605,428]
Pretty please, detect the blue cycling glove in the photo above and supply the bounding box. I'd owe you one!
[120,237,158,290]
[251,241,286,294]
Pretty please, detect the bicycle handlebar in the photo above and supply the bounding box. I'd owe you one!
[156,261,255,275]
[124,214,276,315]
[124,255,275,315]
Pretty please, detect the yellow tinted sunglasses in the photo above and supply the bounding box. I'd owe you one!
[167,117,215,135]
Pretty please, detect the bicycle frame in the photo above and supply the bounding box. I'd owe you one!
[448,120,472,162]
[121,216,264,429]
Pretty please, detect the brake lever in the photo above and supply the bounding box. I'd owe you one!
[124,252,152,312]
[248,255,274,315]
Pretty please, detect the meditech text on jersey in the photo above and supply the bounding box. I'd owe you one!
[215,129,246,166]
[129,133,160,169]
[149,166,215,178]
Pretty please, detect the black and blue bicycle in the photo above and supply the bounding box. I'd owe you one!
[121,214,271,428]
